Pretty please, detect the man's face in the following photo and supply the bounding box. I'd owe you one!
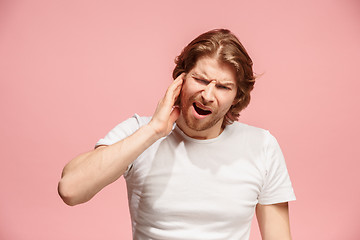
[178,56,237,137]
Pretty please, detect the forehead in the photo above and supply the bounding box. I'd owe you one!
[190,56,237,84]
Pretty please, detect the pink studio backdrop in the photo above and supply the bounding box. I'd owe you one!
[1,0,359,239]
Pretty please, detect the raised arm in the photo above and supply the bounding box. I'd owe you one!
[58,74,184,206]
[256,202,292,240]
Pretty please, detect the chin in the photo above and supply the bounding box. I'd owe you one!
[183,110,223,132]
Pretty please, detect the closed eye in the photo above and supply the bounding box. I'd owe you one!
[194,77,209,85]
[216,84,231,90]
[194,77,233,90]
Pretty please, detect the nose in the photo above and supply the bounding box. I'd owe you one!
[201,81,216,103]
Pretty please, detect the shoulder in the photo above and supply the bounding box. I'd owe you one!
[229,121,272,143]
[228,122,283,155]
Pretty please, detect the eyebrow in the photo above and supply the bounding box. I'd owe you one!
[192,73,236,87]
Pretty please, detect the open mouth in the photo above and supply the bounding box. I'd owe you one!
[193,103,212,116]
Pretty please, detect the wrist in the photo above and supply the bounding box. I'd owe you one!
[147,119,166,139]
[143,122,164,142]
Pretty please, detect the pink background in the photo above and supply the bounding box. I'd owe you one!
[1,0,359,239]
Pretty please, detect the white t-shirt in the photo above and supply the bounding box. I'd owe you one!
[96,114,296,240]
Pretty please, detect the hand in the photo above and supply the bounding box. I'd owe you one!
[148,73,184,138]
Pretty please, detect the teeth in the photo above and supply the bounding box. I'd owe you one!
[193,103,211,115]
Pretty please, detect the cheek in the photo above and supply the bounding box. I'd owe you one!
[179,87,191,107]
[218,94,237,109]
[180,83,196,100]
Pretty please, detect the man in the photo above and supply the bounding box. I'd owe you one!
[58,29,296,240]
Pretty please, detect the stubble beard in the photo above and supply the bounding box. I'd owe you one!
[180,96,224,132]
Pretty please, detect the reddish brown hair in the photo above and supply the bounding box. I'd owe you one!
[173,29,256,125]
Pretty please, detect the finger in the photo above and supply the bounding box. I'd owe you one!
[168,73,185,92]
[169,106,180,124]
[164,75,184,106]
[174,72,185,81]
[168,74,184,94]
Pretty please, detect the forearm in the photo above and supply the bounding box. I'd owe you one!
[58,74,184,206]
[58,124,159,206]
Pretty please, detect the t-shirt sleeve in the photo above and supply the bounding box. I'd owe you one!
[95,114,151,147]
[95,114,151,175]
[258,132,296,205]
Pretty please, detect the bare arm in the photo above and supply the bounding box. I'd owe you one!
[58,74,184,206]
[256,202,292,240]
